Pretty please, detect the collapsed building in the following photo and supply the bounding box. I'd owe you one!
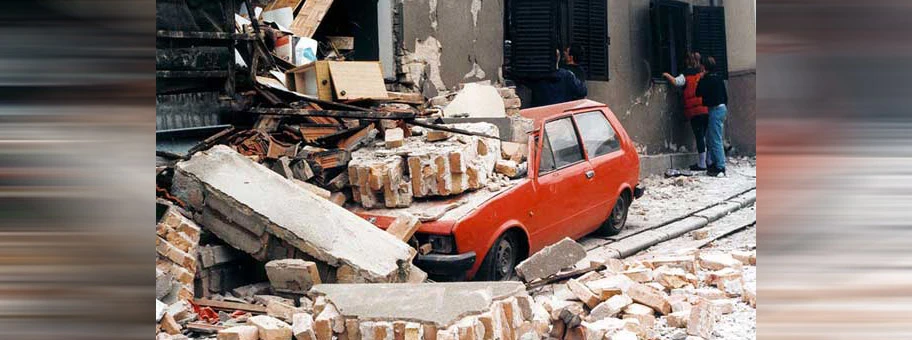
[154,0,756,339]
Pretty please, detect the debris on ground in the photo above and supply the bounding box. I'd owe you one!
[526,247,757,340]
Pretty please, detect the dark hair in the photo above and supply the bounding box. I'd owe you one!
[567,44,585,61]
[701,55,717,72]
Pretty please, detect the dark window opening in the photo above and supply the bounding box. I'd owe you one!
[650,0,689,79]
[311,0,380,62]
[650,1,729,80]
[504,0,609,81]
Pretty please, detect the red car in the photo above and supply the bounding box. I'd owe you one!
[355,99,642,280]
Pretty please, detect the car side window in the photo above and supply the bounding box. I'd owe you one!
[543,118,585,169]
[574,110,620,158]
[539,132,556,174]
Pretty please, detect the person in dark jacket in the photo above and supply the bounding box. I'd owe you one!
[562,44,587,81]
[527,48,588,107]
[663,52,710,171]
[696,56,729,177]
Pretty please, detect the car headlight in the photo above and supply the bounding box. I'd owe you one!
[426,234,456,254]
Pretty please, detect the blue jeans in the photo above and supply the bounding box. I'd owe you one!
[707,104,727,169]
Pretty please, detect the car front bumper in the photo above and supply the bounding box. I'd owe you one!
[414,251,476,277]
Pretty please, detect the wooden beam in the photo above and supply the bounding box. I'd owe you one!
[194,298,268,314]
[251,108,416,120]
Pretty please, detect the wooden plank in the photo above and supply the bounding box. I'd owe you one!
[289,0,334,38]
[251,108,416,120]
[194,298,268,313]
[327,61,389,100]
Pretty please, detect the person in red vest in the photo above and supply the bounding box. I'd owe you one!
[663,52,710,171]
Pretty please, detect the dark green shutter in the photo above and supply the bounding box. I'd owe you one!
[569,0,609,81]
[507,0,559,78]
[693,5,728,78]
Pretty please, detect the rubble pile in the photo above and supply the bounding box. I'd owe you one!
[526,248,757,340]
[172,145,421,284]
[347,123,505,208]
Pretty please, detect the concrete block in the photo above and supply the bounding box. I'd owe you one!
[266,259,321,294]
[386,212,421,242]
[515,237,587,282]
[666,311,689,328]
[697,253,742,271]
[567,279,600,308]
[620,267,653,283]
[310,282,525,327]
[654,266,695,289]
[626,283,671,315]
[217,325,259,340]
[173,145,415,283]
[249,315,293,340]
[710,299,735,315]
[494,160,518,178]
[686,300,715,339]
[643,255,696,274]
[267,299,304,322]
[588,294,632,321]
[292,313,316,340]
[385,128,405,148]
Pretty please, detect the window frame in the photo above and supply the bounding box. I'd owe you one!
[571,109,622,160]
[649,0,691,80]
[537,115,588,177]
[504,0,610,82]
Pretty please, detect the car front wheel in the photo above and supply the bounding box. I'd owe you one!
[476,232,519,281]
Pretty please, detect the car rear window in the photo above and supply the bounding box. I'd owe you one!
[543,118,585,169]
[574,110,620,158]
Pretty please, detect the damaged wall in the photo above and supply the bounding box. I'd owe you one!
[396,0,503,97]
[581,0,754,156]
[393,0,754,156]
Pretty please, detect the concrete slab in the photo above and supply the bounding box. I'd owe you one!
[515,237,587,282]
[659,216,710,241]
[728,189,756,208]
[309,282,525,327]
[173,145,416,283]
[693,202,742,223]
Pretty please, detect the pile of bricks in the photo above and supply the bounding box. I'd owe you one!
[531,249,757,340]
[347,122,502,209]
[156,206,202,303]
[215,294,548,340]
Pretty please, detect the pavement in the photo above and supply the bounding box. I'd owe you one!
[580,157,757,260]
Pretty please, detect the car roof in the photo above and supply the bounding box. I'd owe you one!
[518,99,607,125]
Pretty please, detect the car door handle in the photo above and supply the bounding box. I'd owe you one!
[585,170,595,179]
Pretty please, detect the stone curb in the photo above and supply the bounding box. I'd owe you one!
[600,188,756,259]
